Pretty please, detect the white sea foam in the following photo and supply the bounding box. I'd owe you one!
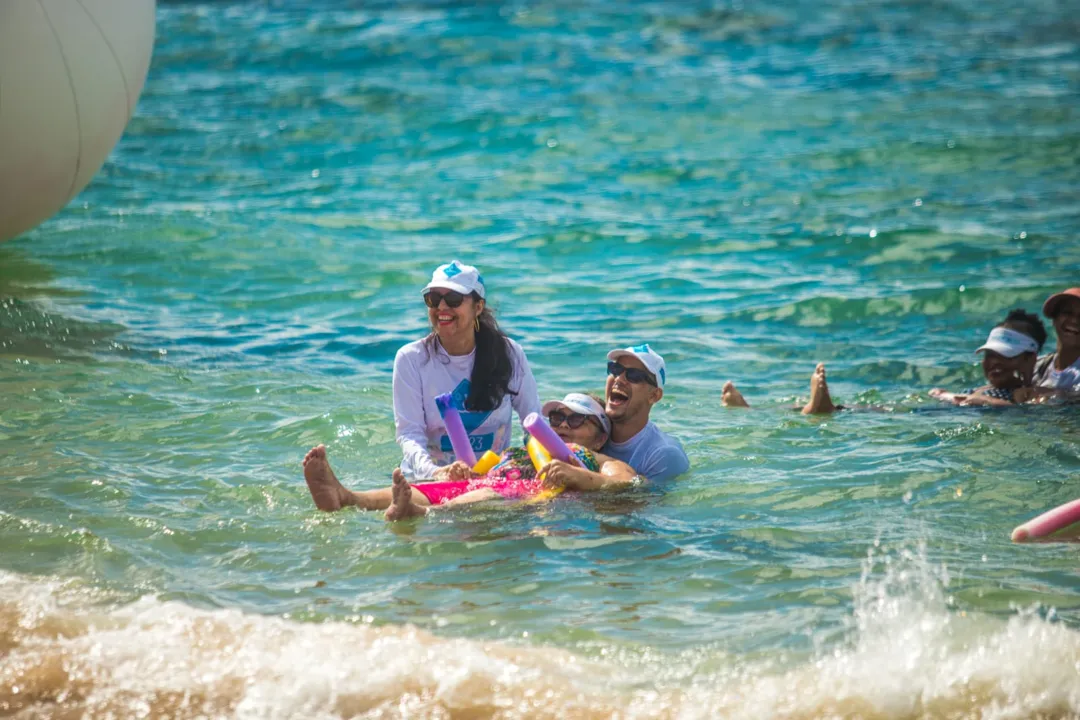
[2,549,1078,720]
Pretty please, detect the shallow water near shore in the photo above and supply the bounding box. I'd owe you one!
[2,0,1080,717]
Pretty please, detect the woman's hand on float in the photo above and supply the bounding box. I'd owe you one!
[540,460,581,490]
[434,461,476,481]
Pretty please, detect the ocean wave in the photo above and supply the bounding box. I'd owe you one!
[3,547,1078,720]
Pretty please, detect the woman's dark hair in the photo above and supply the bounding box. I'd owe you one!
[999,308,1047,352]
[424,292,515,412]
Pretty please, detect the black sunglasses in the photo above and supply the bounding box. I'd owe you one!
[424,290,466,309]
[607,361,657,386]
[547,410,599,430]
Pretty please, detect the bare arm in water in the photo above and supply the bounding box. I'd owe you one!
[540,454,638,491]
[929,386,1028,407]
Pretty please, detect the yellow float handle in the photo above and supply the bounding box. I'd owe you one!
[526,437,552,472]
[471,450,501,475]
[526,437,563,503]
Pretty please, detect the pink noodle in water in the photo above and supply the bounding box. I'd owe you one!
[435,393,477,467]
[1011,497,1080,543]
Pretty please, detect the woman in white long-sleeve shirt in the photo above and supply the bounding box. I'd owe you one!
[393,260,541,480]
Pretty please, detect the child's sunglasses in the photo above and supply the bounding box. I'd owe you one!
[547,410,597,429]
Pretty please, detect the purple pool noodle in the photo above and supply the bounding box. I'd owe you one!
[523,412,576,464]
[435,393,477,467]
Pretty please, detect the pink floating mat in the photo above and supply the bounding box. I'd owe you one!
[1011,497,1080,543]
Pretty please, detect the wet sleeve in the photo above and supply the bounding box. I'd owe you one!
[638,443,690,483]
[392,348,441,480]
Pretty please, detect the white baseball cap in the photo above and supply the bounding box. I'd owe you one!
[975,327,1038,358]
[607,343,667,388]
[422,260,485,299]
[541,393,611,435]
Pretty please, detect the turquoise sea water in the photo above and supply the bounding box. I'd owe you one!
[2,0,1080,716]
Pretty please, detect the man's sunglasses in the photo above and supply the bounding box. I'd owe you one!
[424,290,466,309]
[547,410,599,429]
[607,361,657,386]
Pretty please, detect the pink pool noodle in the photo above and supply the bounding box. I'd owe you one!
[435,393,477,467]
[1011,497,1080,543]
[523,412,578,465]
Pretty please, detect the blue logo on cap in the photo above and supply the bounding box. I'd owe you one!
[443,262,462,279]
[659,367,666,384]
[631,343,651,354]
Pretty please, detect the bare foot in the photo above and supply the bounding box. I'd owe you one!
[801,363,838,415]
[303,445,354,511]
[385,469,428,521]
[721,381,751,408]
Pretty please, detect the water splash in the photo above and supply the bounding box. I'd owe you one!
[2,559,1077,719]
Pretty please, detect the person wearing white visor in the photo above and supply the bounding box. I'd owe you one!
[528,392,639,492]
[302,260,543,513]
[542,393,611,436]
[975,327,1039,357]
[931,309,1047,407]
[599,344,689,482]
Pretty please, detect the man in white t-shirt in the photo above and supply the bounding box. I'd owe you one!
[601,344,689,483]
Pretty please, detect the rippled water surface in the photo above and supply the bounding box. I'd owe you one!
[2,0,1079,716]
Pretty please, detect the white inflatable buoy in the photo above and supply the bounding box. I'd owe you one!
[0,0,156,243]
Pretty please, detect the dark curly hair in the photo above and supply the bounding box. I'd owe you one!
[998,308,1047,352]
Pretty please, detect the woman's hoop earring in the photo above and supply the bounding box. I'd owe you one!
[474,318,480,332]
